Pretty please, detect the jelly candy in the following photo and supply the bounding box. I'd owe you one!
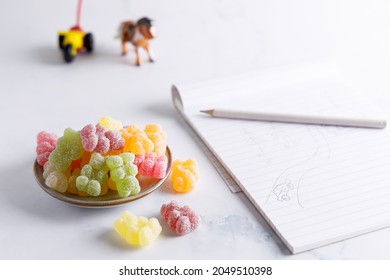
[121,125,154,155]
[67,168,89,196]
[145,124,167,156]
[160,201,200,235]
[134,153,168,179]
[80,124,124,154]
[113,211,162,247]
[99,116,123,131]
[76,152,109,196]
[43,161,71,193]
[105,130,125,151]
[106,152,140,197]
[36,131,57,166]
[171,159,199,193]
[49,128,83,172]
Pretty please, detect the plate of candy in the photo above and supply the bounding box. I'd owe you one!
[33,117,172,207]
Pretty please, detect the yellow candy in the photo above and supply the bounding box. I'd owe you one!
[113,211,162,247]
[99,116,123,131]
[171,159,199,193]
[145,124,167,156]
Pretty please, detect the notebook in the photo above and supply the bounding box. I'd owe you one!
[171,62,390,254]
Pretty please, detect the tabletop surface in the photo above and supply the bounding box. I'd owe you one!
[2,0,390,260]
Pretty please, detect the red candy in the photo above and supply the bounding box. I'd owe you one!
[134,153,168,179]
[80,124,124,154]
[36,131,58,166]
[160,201,200,235]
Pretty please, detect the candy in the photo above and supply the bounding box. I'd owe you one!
[106,152,140,197]
[43,161,71,193]
[105,130,125,151]
[99,116,123,131]
[145,124,167,156]
[36,131,58,166]
[49,128,83,172]
[80,124,124,154]
[171,159,199,193]
[113,211,162,246]
[160,201,200,235]
[76,152,109,196]
[134,153,168,179]
[121,125,154,155]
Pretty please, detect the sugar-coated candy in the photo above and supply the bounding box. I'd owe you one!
[106,152,140,197]
[114,211,162,247]
[105,130,125,151]
[121,125,154,155]
[80,124,124,154]
[134,153,168,179]
[67,168,89,196]
[36,131,58,166]
[43,161,71,193]
[144,124,167,157]
[99,116,123,131]
[49,128,83,172]
[45,171,68,193]
[171,159,199,193]
[160,201,200,235]
[76,152,109,196]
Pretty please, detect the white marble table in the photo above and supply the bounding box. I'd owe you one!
[1,0,390,259]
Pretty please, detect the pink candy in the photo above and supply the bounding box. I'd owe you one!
[134,153,168,179]
[160,201,200,235]
[80,124,124,154]
[36,131,58,166]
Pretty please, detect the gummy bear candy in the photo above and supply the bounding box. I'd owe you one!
[134,153,168,179]
[144,124,167,156]
[99,116,123,131]
[67,168,89,196]
[121,125,154,155]
[36,131,58,166]
[114,211,162,247]
[160,201,200,235]
[76,152,109,196]
[171,159,199,193]
[49,128,83,172]
[43,161,71,193]
[80,124,124,154]
[106,152,140,197]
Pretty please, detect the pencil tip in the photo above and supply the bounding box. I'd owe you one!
[200,109,214,115]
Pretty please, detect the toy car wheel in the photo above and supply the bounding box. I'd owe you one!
[84,33,94,53]
[58,35,65,50]
[63,44,75,63]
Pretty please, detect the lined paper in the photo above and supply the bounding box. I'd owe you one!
[172,63,390,253]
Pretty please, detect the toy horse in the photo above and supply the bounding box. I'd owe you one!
[118,17,156,66]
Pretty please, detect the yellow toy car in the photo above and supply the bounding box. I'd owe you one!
[58,28,93,63]
[57,0,93,63]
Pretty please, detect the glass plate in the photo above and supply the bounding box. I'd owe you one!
[33,146,172,207]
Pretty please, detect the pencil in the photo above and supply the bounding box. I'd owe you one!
[200,109,387,129]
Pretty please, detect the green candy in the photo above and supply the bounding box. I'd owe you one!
[106,152,140,198]
[49,128,83,172]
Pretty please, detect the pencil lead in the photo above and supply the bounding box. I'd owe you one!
[200,109,214,115]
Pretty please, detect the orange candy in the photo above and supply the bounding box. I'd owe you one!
[121,125,154,155]
[171,159,199,193]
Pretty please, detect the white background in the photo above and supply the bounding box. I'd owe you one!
[1,0,390,259]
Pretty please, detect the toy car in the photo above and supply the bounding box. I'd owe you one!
[57,0,93,63]
[58,28,93,63]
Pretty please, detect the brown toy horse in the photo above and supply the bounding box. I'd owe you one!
[118,17,156,66]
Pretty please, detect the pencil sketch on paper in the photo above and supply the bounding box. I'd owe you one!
[273,178,294,201]
[266,126,331,208]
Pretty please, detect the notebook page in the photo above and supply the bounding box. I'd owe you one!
[173,68,390,253]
